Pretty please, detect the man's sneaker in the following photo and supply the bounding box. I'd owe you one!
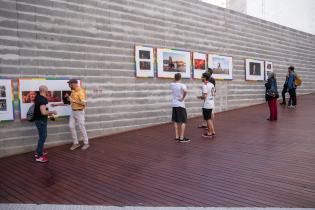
[81,144,90,150]
[70,144,81,151]
[35,156,48,163]
[280,102,286,105]
[34,150,48,158]
[288,105,296,109]
[179,138,191,143]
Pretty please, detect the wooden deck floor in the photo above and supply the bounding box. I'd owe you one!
[1,94,315,207]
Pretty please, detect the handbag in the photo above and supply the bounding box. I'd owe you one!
[266,89,279,98]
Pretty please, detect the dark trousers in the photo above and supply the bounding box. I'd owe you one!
[35,120,47,157]
[268,99,278,121]
[288,89,297,106]
[281,86,287,103]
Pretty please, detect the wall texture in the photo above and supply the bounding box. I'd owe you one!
[0,0,314,157]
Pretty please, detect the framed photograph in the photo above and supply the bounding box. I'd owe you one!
[265,61,273,81]
[245,59,264,81]
[156,48,191,79]
[0,79,14,122]
[193,52,207,79]
[208,54,233,80]
[135,46,154,78]
[18,78,82,120]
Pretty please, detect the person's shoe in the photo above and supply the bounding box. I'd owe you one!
[35,156,48,163]
[70,144,81,151]
[202,133,213,138]
[174,138,180,141]
[34,150,48,158]
[81,144,90,150]
[197,125,207,128]
[279,102,286,105]
[179,137,191,143]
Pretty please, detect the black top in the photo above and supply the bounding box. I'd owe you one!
[34,95,48,121]
[209,77,216,87]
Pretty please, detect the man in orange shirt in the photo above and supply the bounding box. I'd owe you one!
[67,79,89,150]
[52,79,89,150]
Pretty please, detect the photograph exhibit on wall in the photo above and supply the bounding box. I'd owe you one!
[193,52,207,79]
[135,46,154,78]
[157,48,191,78]
[265,61,273,80]
[18,78,81,120]
[245,59,264,81]
[208,54,233,80]
[0,79,14,122]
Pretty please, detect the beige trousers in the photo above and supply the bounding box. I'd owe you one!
[69,110,89,145]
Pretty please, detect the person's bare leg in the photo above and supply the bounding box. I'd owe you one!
[206,120,213,135]
[180,123,186,139]
[174,123,179,139]
[209,120,215,135]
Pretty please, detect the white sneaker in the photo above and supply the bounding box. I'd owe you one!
[70,144,81,151]
[81,144,90,150]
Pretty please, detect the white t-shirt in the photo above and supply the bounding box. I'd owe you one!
[201,82,215,109]
[171,82,187,108]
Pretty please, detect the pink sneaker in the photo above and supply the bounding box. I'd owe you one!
[35,156,49,163]
[34,150,48,158]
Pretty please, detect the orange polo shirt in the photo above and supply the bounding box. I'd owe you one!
[70,87,87,110]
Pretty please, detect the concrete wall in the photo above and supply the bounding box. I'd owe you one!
[0,0,314,157]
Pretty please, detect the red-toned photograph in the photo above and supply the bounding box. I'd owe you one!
[194,59,205,70]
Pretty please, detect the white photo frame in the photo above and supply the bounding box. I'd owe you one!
[265,61,273,81]
[156,48,191,79]
[245,59,264,81]
[208,54,233,80]
[18,78,82,120]
[193,52,207,79]
[0,79,14,122]
[135,46,155,78]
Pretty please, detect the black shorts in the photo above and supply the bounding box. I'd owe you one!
[172,107,187,123]
[202,108,213,120]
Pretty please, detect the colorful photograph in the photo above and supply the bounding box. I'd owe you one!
[47,91,62,103]
[194,59,206,70]
[249,62,261,75]
[208,55,233,80]
[163,52,186,72]
[139,50,151,59]
[0,99,7,111]
[22,91,38,103]
[62,91,72,105]
[0,86,6,97]
[139,61,151,70]
[212,57,230,74]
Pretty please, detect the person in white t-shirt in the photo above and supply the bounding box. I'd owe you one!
[198,68,216,129]
[171,73,190,143]
[197,73,216,138]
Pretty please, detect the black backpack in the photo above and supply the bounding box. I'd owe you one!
[26,103,35,122]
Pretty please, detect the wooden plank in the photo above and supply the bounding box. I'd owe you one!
[0,94,315,207]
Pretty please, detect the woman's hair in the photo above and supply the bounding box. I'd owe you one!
[268,72,276,79]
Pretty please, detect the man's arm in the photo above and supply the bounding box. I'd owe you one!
[51,103,68,107]
[40,105,57,116]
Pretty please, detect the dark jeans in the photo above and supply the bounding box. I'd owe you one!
[281,85,287,103]
[35,120,47,157]
[288,88,297,106]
